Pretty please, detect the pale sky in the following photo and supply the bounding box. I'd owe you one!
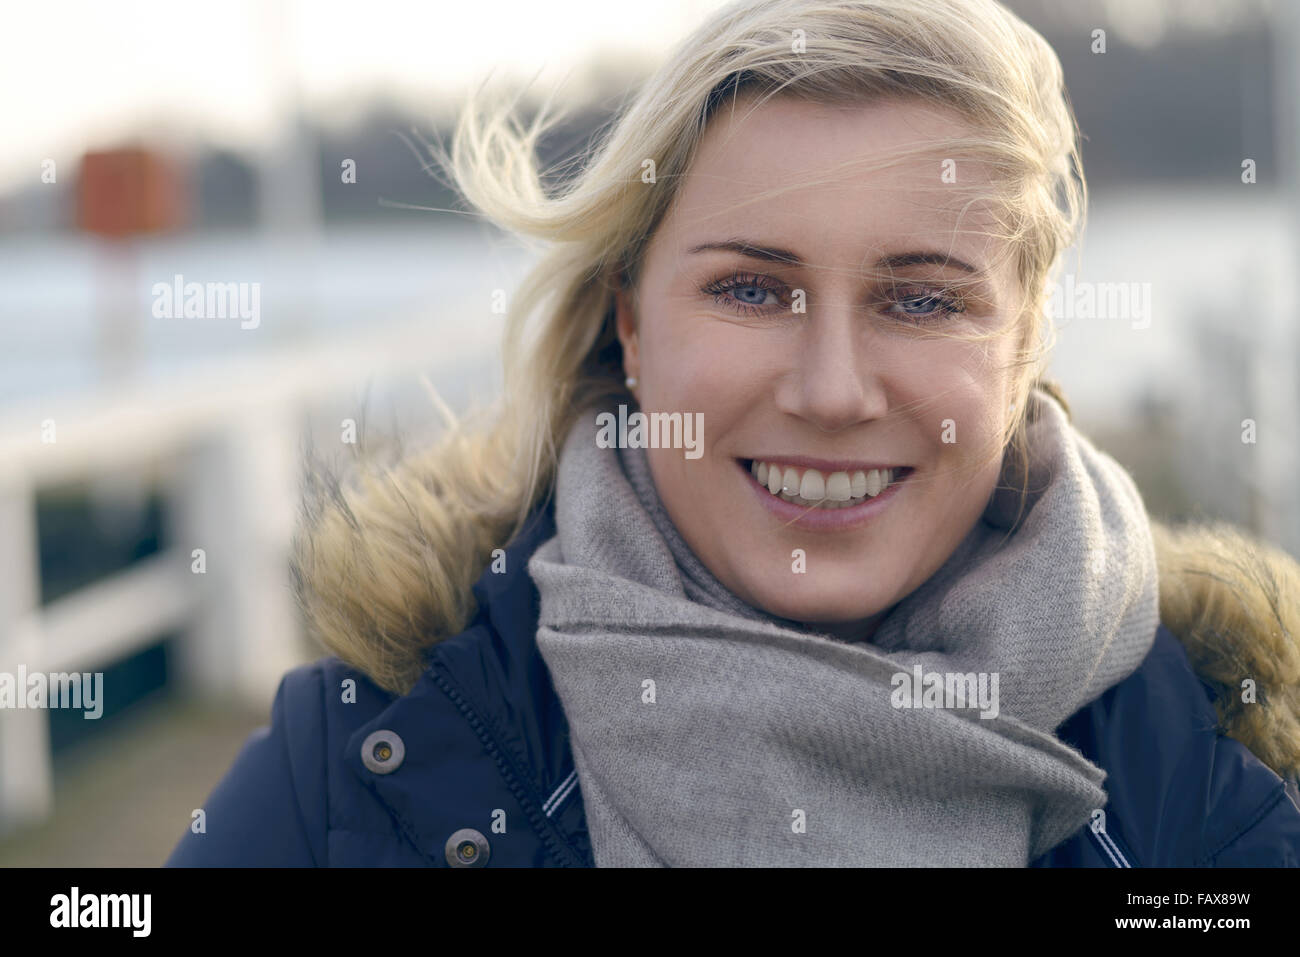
[0,0,730,191]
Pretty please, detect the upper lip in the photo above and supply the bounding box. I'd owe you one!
[741,455,910,473]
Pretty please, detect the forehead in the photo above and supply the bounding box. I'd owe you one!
[661,95,1009,275]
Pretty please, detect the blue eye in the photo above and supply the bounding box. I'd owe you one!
[887,287,966,323]
[702,271,786,316]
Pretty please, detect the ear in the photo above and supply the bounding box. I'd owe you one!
[614,285,640,383]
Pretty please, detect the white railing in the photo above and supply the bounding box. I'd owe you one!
[0,312,502,835]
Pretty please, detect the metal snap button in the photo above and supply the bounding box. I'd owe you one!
[360,730,405,774]
[445,828,490,867]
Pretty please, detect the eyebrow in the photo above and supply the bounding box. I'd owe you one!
[686,239,983,274]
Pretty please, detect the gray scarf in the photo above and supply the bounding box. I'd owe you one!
[527,388,1159,866]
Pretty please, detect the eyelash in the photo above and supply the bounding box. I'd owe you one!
[701,270,966,324]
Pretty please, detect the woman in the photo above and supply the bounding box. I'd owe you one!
[167,0,1300,866]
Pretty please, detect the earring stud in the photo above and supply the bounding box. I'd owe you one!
[625,376,638,389]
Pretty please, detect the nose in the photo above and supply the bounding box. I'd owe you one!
[774,301,888,431]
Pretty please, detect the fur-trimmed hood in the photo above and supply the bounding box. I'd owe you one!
[290,453,1300,786]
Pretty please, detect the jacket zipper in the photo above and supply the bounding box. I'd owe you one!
[427,661,588,867]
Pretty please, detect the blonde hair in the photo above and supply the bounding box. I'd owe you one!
[295,0,1087,694]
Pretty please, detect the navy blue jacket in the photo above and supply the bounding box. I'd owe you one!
[166,505,1300,867]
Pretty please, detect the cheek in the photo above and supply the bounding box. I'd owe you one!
[922,346,1009,446]
[639,313,772,411]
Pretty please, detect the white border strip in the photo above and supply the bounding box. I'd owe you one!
[543,769,579,818]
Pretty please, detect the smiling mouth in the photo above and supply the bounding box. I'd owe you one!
[740,459,914,509]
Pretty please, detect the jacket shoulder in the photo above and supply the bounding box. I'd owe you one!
[164,658,395,866]
[1042,624,1300,866]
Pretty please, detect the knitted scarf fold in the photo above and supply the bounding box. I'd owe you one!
[527,388,1160,866]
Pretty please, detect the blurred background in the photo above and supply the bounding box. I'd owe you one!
[1,0,1297,865]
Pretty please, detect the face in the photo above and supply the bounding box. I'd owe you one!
[614,94,1025,640]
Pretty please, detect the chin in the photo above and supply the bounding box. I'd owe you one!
[747,577,895,627]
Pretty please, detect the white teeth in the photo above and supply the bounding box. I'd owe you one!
[826,471,852,501]
[748,460,904,508]
[799,470,824,500]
